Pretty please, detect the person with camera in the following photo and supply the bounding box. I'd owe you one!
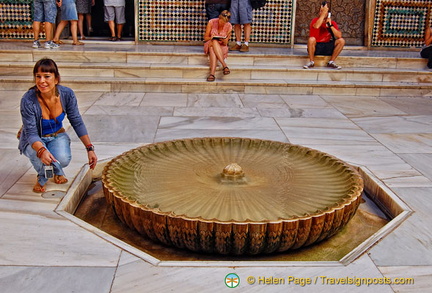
[303,1,345,70]
[203,10,232,81]
[420,24,432,69]
[18,58,97,193]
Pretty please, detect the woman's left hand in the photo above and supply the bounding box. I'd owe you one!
[87,151,98,170]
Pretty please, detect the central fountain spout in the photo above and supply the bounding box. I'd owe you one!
[220,163,247,184]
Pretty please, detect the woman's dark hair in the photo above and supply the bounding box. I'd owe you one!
[33,58,61,84]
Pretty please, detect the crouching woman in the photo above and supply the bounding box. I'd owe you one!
[18,58,97,193]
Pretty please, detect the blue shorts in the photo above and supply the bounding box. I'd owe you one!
[33,0,57,23]
[230,0,252,25]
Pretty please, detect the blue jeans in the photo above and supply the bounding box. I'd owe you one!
[23,132,72,186]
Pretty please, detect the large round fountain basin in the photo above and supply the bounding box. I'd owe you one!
[102,137,363,255]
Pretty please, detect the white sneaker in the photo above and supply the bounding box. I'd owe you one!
[45,41,59,49]
[32,40,41,49]
[303,61,314,69]
[327,61,342,70]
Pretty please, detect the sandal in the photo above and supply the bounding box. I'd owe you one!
[72,41,84,45]
[223,67,230,75]
[109,36,118,41]
[54,175,68,184]
[33,181,46,193]
[206,74,215,82]
[53,40,64,44]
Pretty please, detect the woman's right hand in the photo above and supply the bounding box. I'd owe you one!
[39,149,57,166]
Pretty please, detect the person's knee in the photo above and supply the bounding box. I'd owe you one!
[336,38,345,47]
[307,37,317,49]
[55,154,71,168]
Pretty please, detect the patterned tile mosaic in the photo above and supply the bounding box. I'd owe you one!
[372,0,432,47]
[0,0,34,39]
[138,0,293,44]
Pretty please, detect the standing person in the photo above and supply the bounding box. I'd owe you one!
[18,58,97,193]
[420,25,432,69]
[203,10,232,82]
[52,0,84,45]
[104,0,126,41]
[303,1,345,70]
[77,0,95,40]
[32,0,60,49]
[229,0,252,52]
[205,0,231,20]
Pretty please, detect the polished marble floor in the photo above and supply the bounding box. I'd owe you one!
[0,42,431,292]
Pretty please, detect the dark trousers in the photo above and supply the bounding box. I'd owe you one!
[420,46,432,68]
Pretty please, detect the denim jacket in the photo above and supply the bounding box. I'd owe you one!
[18,85,88,154]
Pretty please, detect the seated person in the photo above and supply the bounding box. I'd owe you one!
[420,25,432,69]
[303,1,345,70]
[203,10,232,82]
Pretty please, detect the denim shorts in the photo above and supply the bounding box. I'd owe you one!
[230,0,252,24]
[59,0,78,21]
[33,0,57,23]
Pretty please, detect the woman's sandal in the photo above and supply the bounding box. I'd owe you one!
[206,74,215,82]
[109,36,118,41]
[53,40,64,44]
[223,67,230,75]
[72,41,84,45]
[33,182,46,193]
[54,175,68,184]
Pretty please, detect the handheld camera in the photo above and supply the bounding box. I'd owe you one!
[44,165,54,178]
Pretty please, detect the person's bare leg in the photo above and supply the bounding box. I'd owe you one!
[116,23,124,39]
[234,24,241,42]
[108,20,116,37]
[70,20,80,44]
[33,21,41,40]
[86,13,92,34]
[53,21,67,42]
[307,37,317,62]
[211,40,228,68]
[244,23,251,43]
[329,38,345,62]
[78,14,85,38]
[209,48,217,76]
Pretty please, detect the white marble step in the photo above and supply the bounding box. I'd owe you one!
[0,61,430,84]
[1,75,430,96]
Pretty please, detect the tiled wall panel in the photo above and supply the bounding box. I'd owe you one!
[0,0,34,39]
[138,0,293,44]
[372,0,431,47]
